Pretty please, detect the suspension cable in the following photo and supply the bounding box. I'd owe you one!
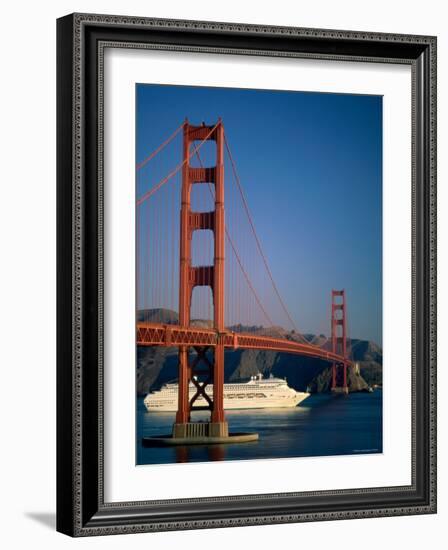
[223,132,302,337]
[194,149,286,339]
[136,121,185,171]
[136,122,219,207]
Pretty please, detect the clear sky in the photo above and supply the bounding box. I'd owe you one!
[136,84,382,346]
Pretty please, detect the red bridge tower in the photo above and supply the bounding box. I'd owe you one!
[173,119,228,438]
[331,289,349,394]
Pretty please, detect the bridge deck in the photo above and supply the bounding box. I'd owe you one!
[136,322,350,365]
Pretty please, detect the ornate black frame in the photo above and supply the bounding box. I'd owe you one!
[56,13,437,536]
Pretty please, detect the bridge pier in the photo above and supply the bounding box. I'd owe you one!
[331,361,349,394]
[331,290,349,394]
[172,421,229,439]
[331,387,349,395]
[168,119,256,445]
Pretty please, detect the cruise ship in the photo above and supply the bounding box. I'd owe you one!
[144,373,309,412]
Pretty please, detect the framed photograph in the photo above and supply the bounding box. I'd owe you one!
[57,13,437,536]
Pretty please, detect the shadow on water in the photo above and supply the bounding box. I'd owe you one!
[137,391,382,465]
[174,445,229,462]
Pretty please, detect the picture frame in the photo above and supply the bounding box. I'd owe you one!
[56,13,437,536]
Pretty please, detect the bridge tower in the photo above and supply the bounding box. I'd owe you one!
[331,289,349,394]
[173,119,228,438]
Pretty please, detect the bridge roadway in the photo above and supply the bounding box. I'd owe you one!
[137,322,351,366]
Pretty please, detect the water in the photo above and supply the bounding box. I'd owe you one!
[136,390,382,465]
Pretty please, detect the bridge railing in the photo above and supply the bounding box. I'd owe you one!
[136,322,351,366]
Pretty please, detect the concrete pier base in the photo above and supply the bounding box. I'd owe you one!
[142,421,258,447]
[172,421,229,439]
[142,433,259,447]
[331,386,349,395]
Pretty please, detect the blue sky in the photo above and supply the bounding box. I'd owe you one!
[136,84,382,346]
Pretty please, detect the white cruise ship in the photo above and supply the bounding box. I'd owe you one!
[144,373,309,412]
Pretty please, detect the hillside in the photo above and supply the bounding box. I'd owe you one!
[136,310,382,395]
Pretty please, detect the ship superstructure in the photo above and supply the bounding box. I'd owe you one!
[144,373,309,412]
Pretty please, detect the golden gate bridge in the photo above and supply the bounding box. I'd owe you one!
[136,119,351,443]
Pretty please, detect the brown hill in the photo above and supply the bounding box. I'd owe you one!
[136,311,382,395]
